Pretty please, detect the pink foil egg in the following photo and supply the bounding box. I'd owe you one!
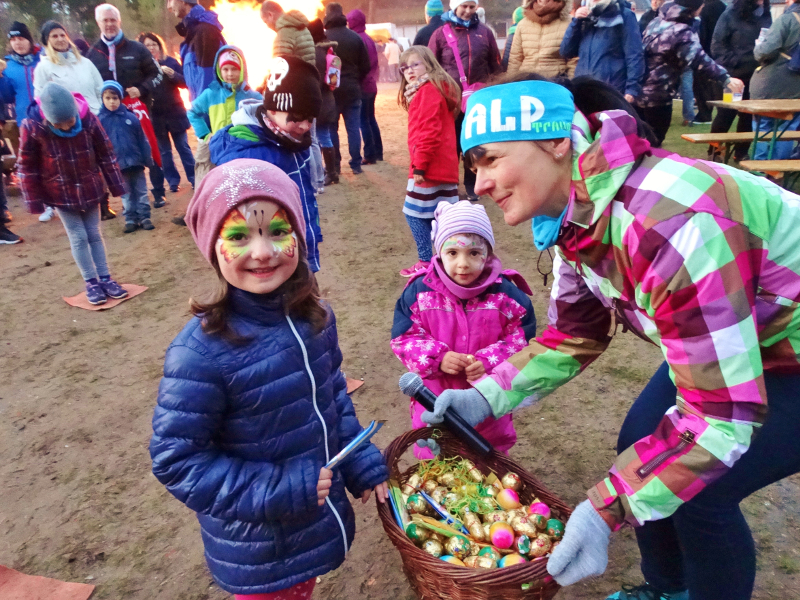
[489,522,515,549]
[528,502,551,520]
[496,488,522,510]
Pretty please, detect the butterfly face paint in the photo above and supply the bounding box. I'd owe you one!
[440,233,489,286]
[214,199,300,295]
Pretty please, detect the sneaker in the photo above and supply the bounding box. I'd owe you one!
[124,222,138,233]
[2,210,12,223]
[153,197,167,208]
[681,119,694,128]
[0,226,22,244]
[316,186,325,194]
[362,158,377,165]
[85,283,107,305]
[169,185,180,193]
[399,260,430,278]
[172,215,187,226]
[139,218,155,230]
[98,278,128,299]
[351,165,363,175]
[39,206,55,222]
[606,583,689,600]
[692,118,712,125]
[466,194,480,202]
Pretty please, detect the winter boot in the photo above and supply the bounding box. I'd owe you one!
[322,147,339,185]
[100,193,116,220]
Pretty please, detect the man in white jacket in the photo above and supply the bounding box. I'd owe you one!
[34,21,103,115]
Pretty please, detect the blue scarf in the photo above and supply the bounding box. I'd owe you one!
[10,52,36,66]
[442,10,478,28]
[48,117,83,138]
[102,29,124,80]
[531,203,568,251]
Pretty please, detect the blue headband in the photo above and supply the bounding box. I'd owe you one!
[460,81,575,152]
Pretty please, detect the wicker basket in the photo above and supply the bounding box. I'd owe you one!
[377,427,573,600]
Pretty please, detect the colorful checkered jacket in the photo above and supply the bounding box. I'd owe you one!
[474,108,800,528]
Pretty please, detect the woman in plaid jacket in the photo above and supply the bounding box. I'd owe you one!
[422,73,800,600]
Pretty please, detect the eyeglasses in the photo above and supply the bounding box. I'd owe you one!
[399,61,424,75]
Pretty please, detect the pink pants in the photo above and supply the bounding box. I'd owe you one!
[234,578,315,600]
[410,400,516,459]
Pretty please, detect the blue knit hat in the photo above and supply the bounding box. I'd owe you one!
[425,0,444,16]
[101,80,124,99]
[460,81,575,152]
[39,82,78,124]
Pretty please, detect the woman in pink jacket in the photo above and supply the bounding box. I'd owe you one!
[391,201,537,457]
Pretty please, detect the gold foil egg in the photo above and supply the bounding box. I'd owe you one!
[468,523,486,542]
[431,486,449,504]
[406,494,430,515]
[438,472,457,487]
[528,513,548,531]
[422,539,444,558]
[463,555,480,568]
[483,510,508,524]
[422,479,438,494]
[475,556,499,569]
[402,473,421,496]
[483,523,492,539]
[511,516,539,538]
[529,534,552,558]
[445,535,472,560]
[500,472,522,491]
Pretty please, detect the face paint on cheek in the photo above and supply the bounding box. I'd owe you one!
[269,209,297,258]
[216,209,250,264]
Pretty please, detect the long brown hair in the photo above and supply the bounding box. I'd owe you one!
[190,236,329,343]
[397,45,460,116]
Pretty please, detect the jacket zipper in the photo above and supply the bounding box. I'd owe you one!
[285,315,349,557]
[635,430,695,481]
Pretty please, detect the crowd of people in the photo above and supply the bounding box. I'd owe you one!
[2,1,800,599]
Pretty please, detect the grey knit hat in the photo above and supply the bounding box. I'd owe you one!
[39,82,78,124]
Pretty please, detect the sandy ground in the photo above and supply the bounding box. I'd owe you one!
[1,83,798,600]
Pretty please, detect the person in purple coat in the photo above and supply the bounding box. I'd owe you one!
[347,10,383,164]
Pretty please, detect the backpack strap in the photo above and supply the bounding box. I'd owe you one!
[442,24,468,86]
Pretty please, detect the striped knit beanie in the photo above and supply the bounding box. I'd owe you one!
[425,0,445,16]
[432,200,495,255]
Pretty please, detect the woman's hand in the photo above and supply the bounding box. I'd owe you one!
[575,6,591,18]
[161,66,175,78]
[465,359,486,381]
[413,173,425,185]
[441,351,471,375]
[361,481,390,504]
[317,467,333,506]
[727,78,745,95]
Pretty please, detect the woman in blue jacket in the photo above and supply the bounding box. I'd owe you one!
[0,22,41,154]
[150,158,388,599]
[559,0,644,102]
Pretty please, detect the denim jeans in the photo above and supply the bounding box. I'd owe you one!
[618,361,800,600]
[405,214,433,262]
[331,99,362,170]
[148,163,165,200]
[55,204,109,281]
[309,119,325,189]
[122,168,151,224]
[360,92,383,161]
[156,129,195,189]
[680,70,695,122]
[753,114,800,160]
[317,122,333,148]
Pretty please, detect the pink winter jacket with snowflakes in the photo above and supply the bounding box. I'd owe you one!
[391,262,537,396]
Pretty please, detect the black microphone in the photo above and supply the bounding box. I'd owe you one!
[398,372,493,458]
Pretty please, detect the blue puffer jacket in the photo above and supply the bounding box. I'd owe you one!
[209,104,323,273]
[150,289,388,595]
[559,0,644,97]
[178,4,226,101]
[0,50,41,126]
[98,103,153,171]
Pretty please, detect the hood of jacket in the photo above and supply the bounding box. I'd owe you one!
[182,4,223,32]
[346,9,368,33]
[564,109,651,235]
[663,2,696,24]
[525,0,570,25]
[213,44,251,90]
[30,91,91,124]
[276,9,310,31]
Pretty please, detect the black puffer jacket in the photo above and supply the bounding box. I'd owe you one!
[87,35,163,107]
[323,13,370,106]
[710,0,772,80]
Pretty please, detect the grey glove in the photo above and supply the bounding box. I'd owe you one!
[547,500,611,586]
[415,438,441,456]
[420,388,492,428]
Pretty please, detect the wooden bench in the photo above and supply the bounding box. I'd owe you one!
[681,131,800,164]
[738,160,800,189]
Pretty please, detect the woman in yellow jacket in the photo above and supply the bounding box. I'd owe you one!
[507,0,577,77]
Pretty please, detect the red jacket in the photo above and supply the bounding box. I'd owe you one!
[407,82,459,183]
[19,93,126,214]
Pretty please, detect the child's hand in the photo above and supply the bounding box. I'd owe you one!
[317,467,333,506]
[361,481,390,504]
[440,351,471,375]
[413,173,425,185]
[465,359,486,381]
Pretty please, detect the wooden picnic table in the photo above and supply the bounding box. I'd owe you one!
[708,100,800,160]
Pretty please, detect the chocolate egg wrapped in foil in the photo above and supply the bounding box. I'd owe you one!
[406,523,430,543]
[463,555,480,568]
[483,510,508,524]
[422,539,444,558]
[511,516,539,538]
[445,535,472,560]
[483,523,492,539]
[528,513,548,531]
[529,534,552,558]
[461,459,484,483]
[438,472,457,487]
[463,511,481,528]
[478,546,501,561]
[501,472,522,492]
[422,479,438,494]
[431,486,449,504]
[402,473,421,497]
[468,540,482,556]
[406,494,429,515]
[514,534,532,556]
[546,519,565,541]
[475,556,498,569]
[443,491,461,506]
[430,532,447,544]
[468,523,486,542]
[507,508,529,522]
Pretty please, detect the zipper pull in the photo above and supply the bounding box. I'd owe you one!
[679,430,695,445]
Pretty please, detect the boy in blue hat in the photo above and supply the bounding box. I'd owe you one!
[98,80,155,233]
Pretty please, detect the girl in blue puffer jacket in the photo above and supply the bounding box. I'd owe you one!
[149,158,389,600]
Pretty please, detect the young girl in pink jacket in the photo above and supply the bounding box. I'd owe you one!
[391,201,537,457]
